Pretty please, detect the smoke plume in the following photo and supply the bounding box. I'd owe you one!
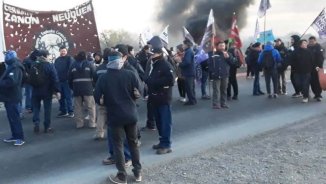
[157,0,254,44]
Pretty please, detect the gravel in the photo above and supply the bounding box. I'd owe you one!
[139,115,326,184]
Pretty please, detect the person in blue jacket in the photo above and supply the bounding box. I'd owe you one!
[0,50,25,146]
[258,41,282,98]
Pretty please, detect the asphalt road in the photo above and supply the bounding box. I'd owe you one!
[1,75,326,184]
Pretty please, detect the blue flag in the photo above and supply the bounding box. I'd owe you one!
[257,30,275,43]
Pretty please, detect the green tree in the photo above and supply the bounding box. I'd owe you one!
[99,29,138,51]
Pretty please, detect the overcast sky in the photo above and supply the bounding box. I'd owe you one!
[4,0,326,44]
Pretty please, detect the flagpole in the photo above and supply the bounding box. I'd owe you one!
[300,7,325,38]
[264,12,267,44]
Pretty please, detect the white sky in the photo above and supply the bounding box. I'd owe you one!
[4,0,326,42]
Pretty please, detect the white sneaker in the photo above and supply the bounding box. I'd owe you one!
[179,98,187,102]
[84,115,90,120]
[302,98,308,103]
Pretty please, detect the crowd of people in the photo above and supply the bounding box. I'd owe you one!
[0,34,324,183]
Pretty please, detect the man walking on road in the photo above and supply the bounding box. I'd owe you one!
[94,51,142,183]
[0,50,25,146]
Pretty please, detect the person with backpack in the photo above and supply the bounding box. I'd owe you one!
[0,50,26,146]
[68,51,96,129]
[258,41,282,98]
[29,50,61,133]
[54,46,74,118]
[209,41,236,109]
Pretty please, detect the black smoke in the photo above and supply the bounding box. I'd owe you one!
[157,0,254,44]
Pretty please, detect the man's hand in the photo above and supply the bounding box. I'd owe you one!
[316,67,320,72]
[56,92,61,100]
[223,51,230,58]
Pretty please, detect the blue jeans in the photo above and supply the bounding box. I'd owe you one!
[201,71,209,96]
[32,96,52,129]
[253,70,262,94]
[4,102,24,140]
[185,77,197,104]
[107,127,131,161]
[24,84,33,110]
[153,105,172,148]
[58,81,73,113]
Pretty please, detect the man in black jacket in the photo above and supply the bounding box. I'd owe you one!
[94,51,142,183]
[290,39,314,103]
[68,51,96,128]
[146,47,174,154]
[54,46,74,118]
[0,50,25,146]
[308,36,324,101]
[274,38,288,95]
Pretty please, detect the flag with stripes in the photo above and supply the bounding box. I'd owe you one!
[312,8,326,39]
[183,26,195,44]
[229,13,242,49]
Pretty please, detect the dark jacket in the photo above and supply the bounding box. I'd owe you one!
[308,43,324,68]
[145,56,174,106]
[93,60,108,83]
[54,56,74,82]
[208,51,236,79]
[0,60,24,102]
[136,50,151,72]
[247,49,261,72]
[68,60,95,96]
[179,47,195,77]
[128,56,145,81]
[289,47,314,74]
[124,62,144,95]
[31,57,60,98]
[94,68,139,127]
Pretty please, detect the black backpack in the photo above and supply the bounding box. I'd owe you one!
[27,62,47,87]
[262,51,275,70]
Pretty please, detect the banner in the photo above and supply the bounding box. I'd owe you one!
[257,29,275,43]
[312,8,326,39]
[2,1,101,60]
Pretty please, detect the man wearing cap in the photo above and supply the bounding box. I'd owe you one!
[179,39,197,105]
[0,50,25,146]
[145,47,174,154]
[94,51,142,183]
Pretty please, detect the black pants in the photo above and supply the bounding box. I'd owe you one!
[311,70,322,98]
[146,101,156,129]
[246,64,254,77]
[111,123,141,180]
[291,70,300,94]
[264,69,278,94]
[227,67,238,97]
[177,78,186,98]
[278,70,286,94]
[184,77,197,104]
[295,73,311,98]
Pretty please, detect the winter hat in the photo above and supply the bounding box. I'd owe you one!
[108,51,123,62]
[114,44,128,56]
[4,50,17,61]
[30,49,41,61]
[38,50,49,57]
[152,48,163,54]
[252,42,261,48]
